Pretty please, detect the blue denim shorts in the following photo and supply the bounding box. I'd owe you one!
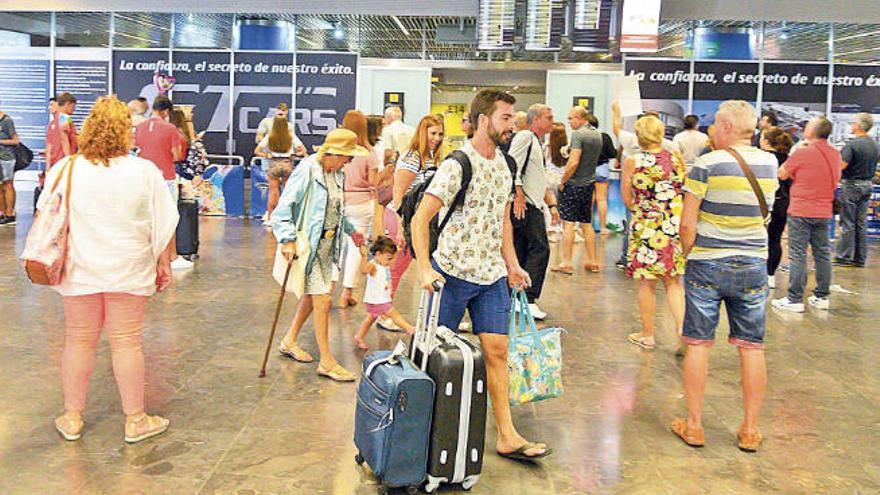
[432,260,510,335]
[683,256,769,349]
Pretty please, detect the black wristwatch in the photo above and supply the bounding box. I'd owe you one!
[548,204,558,209]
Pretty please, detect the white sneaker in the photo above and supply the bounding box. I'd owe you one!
[808,295,829,310]
[771,297,804,313]
[376,316,402,332]
[528,303,547,320]
[171,257,195,270]
[767,275,776,289]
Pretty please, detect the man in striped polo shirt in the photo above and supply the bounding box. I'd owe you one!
[672,100,779,453]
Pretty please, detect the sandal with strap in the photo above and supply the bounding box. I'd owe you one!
[55,414,84,441]
[279,342,314,363]
[737,429,763,453]
[671,418,705,447]
[550,265,574,275]
[584,263,600,273]
[317,363,357,382]
[628,332,656,349]
[124,413,170,444]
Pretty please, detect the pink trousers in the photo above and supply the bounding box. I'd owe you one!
[383,208,413,293]
[62,293,148,416]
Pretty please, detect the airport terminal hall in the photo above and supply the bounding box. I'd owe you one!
[2,0,880,493]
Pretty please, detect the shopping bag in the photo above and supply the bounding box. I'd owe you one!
[20,157,76,285]
[272,170,313,298]
[272,242,309,297]
[507,288,565,406]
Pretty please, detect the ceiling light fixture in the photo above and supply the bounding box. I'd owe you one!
[333,23,344,40]
[392,15,410,37]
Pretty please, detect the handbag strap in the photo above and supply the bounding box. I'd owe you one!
[813,143,839,185]
[47,154,78,209]
[294,168,314,231]
[725,147,769,222]
[508,288,539,339]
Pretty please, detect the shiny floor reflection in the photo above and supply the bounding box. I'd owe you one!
[1,206,878,494]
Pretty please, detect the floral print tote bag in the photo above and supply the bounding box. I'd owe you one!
[508,288,565,406]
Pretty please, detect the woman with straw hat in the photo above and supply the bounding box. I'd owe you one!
[270,128,369,382]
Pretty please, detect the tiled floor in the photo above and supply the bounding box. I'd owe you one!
[1,203,878,494]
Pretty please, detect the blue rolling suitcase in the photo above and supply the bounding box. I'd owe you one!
[354,342,434,494]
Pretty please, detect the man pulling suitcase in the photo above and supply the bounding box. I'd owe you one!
[410,89,552,472]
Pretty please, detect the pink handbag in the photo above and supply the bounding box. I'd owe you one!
[20,156,76,285]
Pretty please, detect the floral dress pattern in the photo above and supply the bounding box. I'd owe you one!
[627,150,686,280]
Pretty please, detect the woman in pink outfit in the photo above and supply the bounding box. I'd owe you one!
[40,96,179,444]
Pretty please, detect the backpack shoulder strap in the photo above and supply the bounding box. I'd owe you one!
[437,150,472,232]
[518,133,535,179]
[725,147,769,224]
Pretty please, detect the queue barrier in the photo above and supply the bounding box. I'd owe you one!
[250,157,270,218]
[195,154,246,217]
[595,167,628,233]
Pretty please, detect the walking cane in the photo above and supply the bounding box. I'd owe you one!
[259,260,293,378]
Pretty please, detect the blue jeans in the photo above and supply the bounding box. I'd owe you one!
[683,256,769,349]
[787,216,833,302]
[834,180,873,266]
[432,260,510,335]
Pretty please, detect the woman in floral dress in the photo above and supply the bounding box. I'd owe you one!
[621,115,687,350]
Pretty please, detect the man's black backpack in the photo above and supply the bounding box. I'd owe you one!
[399,148,516,258]
[0,113,32,172]
[13,143,34,172]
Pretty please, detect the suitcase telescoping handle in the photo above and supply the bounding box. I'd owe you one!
[411,281,443,371]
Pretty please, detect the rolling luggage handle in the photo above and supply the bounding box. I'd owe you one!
[411,281,444,371]
[365,341,409,377]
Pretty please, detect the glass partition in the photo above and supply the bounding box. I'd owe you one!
[0,11,51,47]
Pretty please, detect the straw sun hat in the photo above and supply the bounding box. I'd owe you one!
[315,128,370,157]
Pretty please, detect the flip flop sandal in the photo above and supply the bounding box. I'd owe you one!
[586,264,601,273]
[551,266,574,275]
[627,333,656,349]
[124,414,170,444]
[279,343,314,363]
[55,415,84,441]
[317,364,357,382]
[670,418,705,448]
[498,442,553,462]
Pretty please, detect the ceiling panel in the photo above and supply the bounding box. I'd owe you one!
[0,10,877,65]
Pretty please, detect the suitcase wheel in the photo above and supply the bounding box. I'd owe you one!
[354,453,364,466]
[462,475,479,491]
[406,486,419,495]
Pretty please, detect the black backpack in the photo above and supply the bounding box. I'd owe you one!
[13,143,34,172]
[0,114,31,172]
[399,148,516,258]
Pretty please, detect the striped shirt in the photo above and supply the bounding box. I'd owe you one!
[684,146,779,260]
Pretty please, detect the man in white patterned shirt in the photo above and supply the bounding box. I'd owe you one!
[412,90,551,462]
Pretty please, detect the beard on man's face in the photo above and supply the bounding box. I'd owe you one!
[488,120,514,146]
